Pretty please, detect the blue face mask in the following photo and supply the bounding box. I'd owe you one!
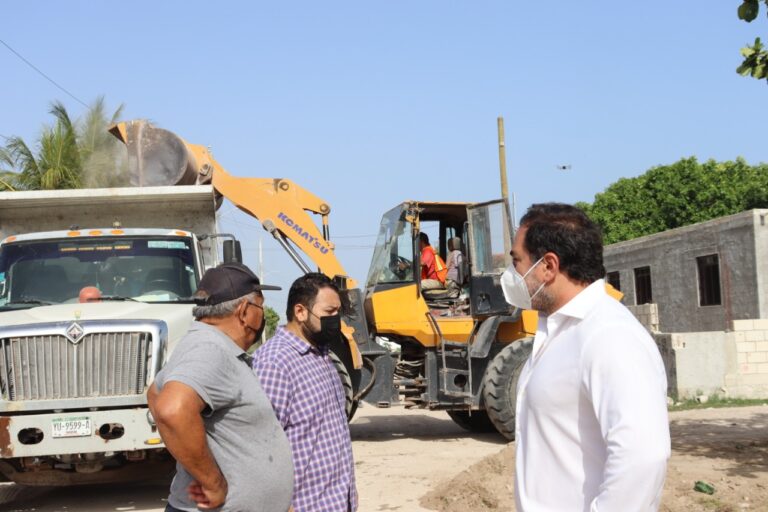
[500,257,545,310]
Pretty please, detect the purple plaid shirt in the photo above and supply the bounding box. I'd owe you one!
[253,326,358,512]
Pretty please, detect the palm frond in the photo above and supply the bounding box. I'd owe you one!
[0,172,18,191]
[49,101,75,134]
[37,123,81,189]
[4,136,40,178]
[109,103,125,124]
[0,147,15,171]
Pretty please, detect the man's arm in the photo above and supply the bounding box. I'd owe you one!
[147,381,227,509]
[582,325,670,511]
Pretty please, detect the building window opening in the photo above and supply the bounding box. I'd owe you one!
[697,254,721,306]
[606,271,621,291]
[634,266,652,305]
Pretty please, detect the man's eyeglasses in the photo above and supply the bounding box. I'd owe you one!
[246,301,264,312]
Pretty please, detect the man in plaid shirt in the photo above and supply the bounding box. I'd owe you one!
[254,273,358,512]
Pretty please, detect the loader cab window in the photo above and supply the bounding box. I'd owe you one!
[0,235,198,308]
[466,199,515,316]
[366,205,415,287]
[468,201,512,275]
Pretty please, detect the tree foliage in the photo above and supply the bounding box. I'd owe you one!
[264,306,280,339]
[0,97,127,191]
[737,0,768,81]
[577,157,768,244]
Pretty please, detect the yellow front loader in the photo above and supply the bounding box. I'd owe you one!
[110,120,551,439]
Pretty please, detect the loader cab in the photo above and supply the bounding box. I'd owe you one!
[365,199,514,324]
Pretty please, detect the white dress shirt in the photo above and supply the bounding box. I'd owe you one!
[515,279,670,511]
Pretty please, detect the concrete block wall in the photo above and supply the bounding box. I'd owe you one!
[652,333,677,397]
[656,318,768,399]
[627,303,660,333]
[654,331,733,399]
[725,319,768,397]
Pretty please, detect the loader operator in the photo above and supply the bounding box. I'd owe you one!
[418,232,447,290]
[148,262,294,512]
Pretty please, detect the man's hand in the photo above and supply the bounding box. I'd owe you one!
[188,476,228,510]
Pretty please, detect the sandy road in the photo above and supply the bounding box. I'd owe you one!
[0,404,506,511]
[5,405,765,511]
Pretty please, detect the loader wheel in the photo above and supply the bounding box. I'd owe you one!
[329,351,358,421]
[482,338,533,441]
[446,410,497,433]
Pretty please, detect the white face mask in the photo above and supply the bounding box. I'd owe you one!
[500,257,545,310]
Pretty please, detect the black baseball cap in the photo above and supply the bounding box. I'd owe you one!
[195,262,281,305]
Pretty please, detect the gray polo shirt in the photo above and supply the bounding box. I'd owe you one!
[154,321,293,512]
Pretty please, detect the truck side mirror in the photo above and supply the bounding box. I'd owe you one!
[223,240,243,263]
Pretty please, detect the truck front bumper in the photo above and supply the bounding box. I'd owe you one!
[0,407,163,458]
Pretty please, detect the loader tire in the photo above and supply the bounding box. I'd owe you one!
[446,410,497,433]
[329,351,358,421]
[482,338,533,441]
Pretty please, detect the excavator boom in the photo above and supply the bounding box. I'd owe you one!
[110,120,354,286]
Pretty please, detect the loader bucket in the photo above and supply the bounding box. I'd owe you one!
[109,121,211,187]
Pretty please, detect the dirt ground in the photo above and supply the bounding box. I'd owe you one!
[0,404,765,511]
[421,405,768,512]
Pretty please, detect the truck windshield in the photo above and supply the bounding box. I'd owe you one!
[0,236,198,306]
[366,205,415,288]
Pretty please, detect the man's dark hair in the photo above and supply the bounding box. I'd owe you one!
[286,272,341,321]
[419,232,430,245]
[519,203,604,284]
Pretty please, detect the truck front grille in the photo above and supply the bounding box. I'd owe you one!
[0,332,152,401]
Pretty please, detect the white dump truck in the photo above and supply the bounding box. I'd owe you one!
[0,185,234,484]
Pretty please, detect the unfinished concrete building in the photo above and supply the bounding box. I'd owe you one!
[603,209,768,398]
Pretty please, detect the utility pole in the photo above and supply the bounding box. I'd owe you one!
[498,117,514,256]
[498,116,509,203]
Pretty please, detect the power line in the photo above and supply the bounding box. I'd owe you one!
[0,38,89,109]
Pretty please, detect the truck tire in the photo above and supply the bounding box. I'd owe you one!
[482,338,533,441]
[446,410,497,433]
[329,351,358,421]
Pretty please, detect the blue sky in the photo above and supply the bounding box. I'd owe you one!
[2,2,767,316]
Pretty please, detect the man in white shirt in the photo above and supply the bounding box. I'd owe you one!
[501,203,670,511]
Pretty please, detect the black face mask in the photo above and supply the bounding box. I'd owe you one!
[245,302,266,344]
[252,316,266,343]
[303,313,341,348]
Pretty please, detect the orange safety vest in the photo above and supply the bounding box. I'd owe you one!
[422,246,449,284]
[434,252,448,284]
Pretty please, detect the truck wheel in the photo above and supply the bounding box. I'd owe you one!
[446,410,496,433]
[482,338,533,441]
[329,351,358,421]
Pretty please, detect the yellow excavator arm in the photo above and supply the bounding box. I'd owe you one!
[109,120,355,287]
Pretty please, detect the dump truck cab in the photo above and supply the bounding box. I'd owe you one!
[0,185,237,484]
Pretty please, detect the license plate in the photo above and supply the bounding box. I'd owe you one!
[51,417,92,438]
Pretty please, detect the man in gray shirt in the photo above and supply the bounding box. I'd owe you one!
[148,262,294,512]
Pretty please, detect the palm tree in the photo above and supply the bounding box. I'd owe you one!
[77,97,127,188]
[0,97,125,191]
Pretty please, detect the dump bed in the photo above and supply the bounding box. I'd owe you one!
[0,185,220,265]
